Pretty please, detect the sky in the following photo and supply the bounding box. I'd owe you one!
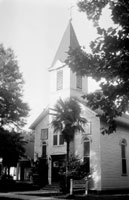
[0,0,113,129]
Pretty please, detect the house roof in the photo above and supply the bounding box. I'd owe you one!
[115,113,129,127]
[29,101,129,130]
[49,20,80,70]
[29,107,49,130]
[96,109,129,127]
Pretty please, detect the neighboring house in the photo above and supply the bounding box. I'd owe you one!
[30,20,129,191]
[16,131,34,181]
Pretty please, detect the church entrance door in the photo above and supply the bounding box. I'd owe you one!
[51,155,65,183]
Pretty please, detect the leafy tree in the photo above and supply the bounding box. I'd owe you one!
[51,98,86,166]
[60,156,90,180]
[0,44,29,171]
[0,128,26,174]
[59,156,90,193]
[0,44,29,128]
[66,0,129,133]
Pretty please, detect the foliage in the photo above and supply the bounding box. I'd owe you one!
[0,128,27,168]
[0,44,29,128]
[59,156,90,180]
[59,156,90,193]
[52,98,86,142]
[0,173,16,192]
[0,173,13,181]
[66,0,129,133]
[0,44,30,169]
[51,98,87,162]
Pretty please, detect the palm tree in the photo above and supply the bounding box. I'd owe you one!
[51,97,87,167]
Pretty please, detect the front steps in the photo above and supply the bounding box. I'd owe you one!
[42,183,60,192]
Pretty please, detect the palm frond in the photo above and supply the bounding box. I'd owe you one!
[51,120,62,133]
[51,97,87,141]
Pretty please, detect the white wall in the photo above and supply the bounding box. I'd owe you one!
[34,114,49,160]
[74,105,102,191]
[49,61,88,108]
[49,60,71,107]
[100,123,129,190]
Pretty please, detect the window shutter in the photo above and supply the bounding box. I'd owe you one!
[76,74,82,89]
[57,70,63,90]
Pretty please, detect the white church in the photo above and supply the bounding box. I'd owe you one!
[30,20,129,191]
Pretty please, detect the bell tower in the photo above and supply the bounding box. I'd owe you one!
[48,20,88,107]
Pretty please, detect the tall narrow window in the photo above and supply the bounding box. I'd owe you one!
[42,142,47,158]
[76,74,82,89]
[53,134,58,146]
[84,138,90,173]
[59,134,64,145]
[121,139,127,175]
[57,70,63,90]
[53,132,64,146]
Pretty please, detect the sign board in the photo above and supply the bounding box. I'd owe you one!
[73,179,86,189]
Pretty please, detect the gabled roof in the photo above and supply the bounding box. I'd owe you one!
[29,107,49,130]
[49,20,80,70]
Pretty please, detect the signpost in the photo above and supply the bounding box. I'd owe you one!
[70,178,88,196]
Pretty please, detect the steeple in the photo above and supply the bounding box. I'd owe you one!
[49,20,88,108]
[50,20,79,69]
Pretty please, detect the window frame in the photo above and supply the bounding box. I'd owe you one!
[83,138,90,173]
[120,139,127,176]
[41,128,48,140]
[53,132,64,146]
[57,70,63,90]
[53,134,58,146]
[42,141,47,158]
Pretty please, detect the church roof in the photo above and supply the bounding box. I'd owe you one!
[29,107,49,130]
[50,20,80,69]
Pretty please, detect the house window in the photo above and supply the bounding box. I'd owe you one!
[41,129,48,140]
[42,142,47,158]
[120,139,127,175]
[76,74,82,89]
[53,134,58,145]
[53,132,64,146]
[59,134,64,145]
[57,70,63,90]
[84,138,90,173]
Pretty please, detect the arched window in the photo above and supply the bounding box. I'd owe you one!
[83,138,90,173]
[120,139,127,175]
[42,142,47,158]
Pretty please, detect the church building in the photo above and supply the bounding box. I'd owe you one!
[30,20,129,191]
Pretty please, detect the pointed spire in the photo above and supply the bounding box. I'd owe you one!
[50,20,80,69]
[69,5,74,21]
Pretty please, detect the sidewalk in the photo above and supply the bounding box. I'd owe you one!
[0,189,61,199]
[0,190,129,200]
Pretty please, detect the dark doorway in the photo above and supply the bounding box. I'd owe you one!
[51,155,65,183]
[38,157,48,187]
[20,165,24,181]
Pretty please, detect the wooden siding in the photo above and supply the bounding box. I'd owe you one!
[100,124,129,190]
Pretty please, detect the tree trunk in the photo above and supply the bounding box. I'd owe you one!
[66,141,70,166]
[66,141,70,191]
